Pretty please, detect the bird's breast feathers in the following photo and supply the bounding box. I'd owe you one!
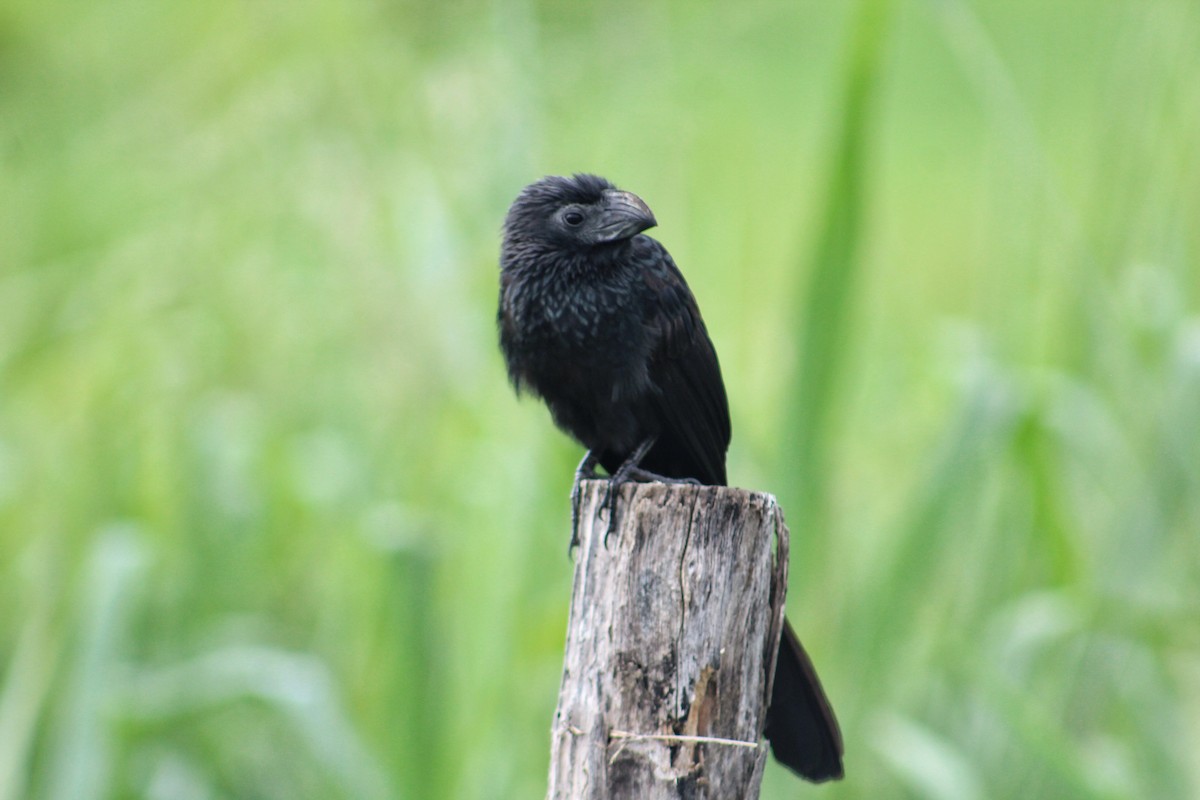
[504,271,641,348]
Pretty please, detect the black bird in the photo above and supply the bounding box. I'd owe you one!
[498,174,844,783]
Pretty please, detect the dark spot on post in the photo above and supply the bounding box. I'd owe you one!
[676,772,706,799]
[607,751,642,795]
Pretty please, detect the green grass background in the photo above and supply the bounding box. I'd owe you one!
[2,0,1199,797]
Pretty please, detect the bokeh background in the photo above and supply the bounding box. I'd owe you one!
[2,0,1199,797]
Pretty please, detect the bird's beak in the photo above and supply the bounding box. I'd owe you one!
[592,189,657,243]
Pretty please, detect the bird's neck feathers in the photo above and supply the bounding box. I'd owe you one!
[501,237,637,283]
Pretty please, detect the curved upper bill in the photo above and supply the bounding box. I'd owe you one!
[592,189,657,243]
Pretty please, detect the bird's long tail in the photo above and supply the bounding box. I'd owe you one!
[763,618,844,782]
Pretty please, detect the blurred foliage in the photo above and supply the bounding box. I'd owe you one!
[2,0,1199,798]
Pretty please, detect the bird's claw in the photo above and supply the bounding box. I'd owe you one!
[568,484,584,558]
[568,450,601,559]
[601,480,622,549]
[598,436,656,549]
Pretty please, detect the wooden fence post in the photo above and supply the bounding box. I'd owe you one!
[547,481,790,799]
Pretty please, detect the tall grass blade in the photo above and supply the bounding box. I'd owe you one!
[782,0,893,556]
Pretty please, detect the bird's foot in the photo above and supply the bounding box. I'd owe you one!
[569,450,601,558]
[601,437,657,548]
[627,467,702,486]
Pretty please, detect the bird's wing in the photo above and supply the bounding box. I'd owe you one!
[639,239,731,485]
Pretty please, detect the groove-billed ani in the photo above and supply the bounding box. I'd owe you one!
[498,174,844,783]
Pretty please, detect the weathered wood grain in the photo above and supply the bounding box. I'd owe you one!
[547,481,790,799]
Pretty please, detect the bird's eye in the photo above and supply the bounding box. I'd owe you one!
[563,210,584,226]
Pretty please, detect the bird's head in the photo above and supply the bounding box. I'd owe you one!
[502,174,657,254]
